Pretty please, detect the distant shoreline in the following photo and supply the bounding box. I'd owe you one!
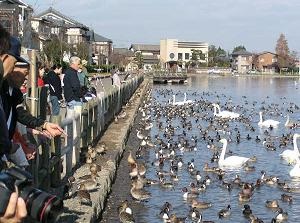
[187,73,300,78]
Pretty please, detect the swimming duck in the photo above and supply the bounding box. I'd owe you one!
[218,205,231,218]
[191,199,212,209]
[169,213,186,223]
[272,208,288,222]
[265,200,279,208]
[281,194,293,203]
[242,204,252,218]
[182,187,198,199]
[189,207,200,220]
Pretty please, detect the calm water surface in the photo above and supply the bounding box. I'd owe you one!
[136,75,300,223]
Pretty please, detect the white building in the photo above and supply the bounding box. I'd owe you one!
[160,39,209,68]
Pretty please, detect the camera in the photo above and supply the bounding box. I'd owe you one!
[0,167,63,223]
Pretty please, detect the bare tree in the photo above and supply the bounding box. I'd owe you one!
[275,33,290,68]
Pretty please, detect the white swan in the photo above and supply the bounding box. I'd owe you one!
[172,95,186,106]
[289,159,300,177]
[280,133,300,163]
[218,138,249,168]
[258,111,280,128]
[183,93,193,104]
[285,115,297,128]
[212,104,240,119]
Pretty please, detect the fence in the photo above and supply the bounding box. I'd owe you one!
[27,75,144,189]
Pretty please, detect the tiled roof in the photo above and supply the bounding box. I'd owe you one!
[35,7,88,30]
[258,51,277,56]
[87,30,112,43]
[113,48,134,57]
[130,44,160,52]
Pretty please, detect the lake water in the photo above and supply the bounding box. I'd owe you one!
[135,75,300,223]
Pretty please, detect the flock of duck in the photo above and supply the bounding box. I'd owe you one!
[117,86,300,223]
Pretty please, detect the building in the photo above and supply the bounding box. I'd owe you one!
[160,39,209,68]
[88,30,112,66]
[129,44,160,70]
[253,51,278,74]
[231,50,253,73]
[34,7,89,47]
[0,0,33,46]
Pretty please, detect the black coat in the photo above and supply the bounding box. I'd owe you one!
[44,70,62,100]
[1,80,45,140]
[63,67,81,102]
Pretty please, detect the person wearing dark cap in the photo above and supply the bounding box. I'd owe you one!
[0,23,27,223]
[1,36,65,142]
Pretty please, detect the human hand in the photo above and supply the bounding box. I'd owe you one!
[0,192,27,223]
[43,122,66,138]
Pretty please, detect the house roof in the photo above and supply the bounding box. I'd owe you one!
[113,48,134,57]
[258,51,277,56]
[231,50,253,56]
[130,44,160,52]
[1,0,32,9]
[87,30,112,43]
[35,7,88,30]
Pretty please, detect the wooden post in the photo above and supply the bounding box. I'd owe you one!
[50,115,62,187]
[28,49,37,116]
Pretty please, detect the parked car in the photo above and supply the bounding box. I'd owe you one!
[247,69,256,74]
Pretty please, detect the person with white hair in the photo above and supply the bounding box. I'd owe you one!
[63,56,82,109]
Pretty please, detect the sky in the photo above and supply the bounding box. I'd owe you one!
[25,0,300,54]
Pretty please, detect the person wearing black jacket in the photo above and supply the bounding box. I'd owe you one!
[63,56,82,109]
[0,23,28,223]
[45,64,63,115]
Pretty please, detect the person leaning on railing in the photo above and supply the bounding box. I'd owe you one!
[0,23,27,223]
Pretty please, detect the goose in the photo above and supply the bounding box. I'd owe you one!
[212,104,240,119]
[289,159,300,177]
[218,139,249,168]
[258,111,280,128]
[279,133,300,163]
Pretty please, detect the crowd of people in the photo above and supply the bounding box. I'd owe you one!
[0,23,99,222]
[0,21,130,221]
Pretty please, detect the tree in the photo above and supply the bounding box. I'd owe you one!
[133,51,143,69]
[208,45,230,67]
[73,42,89,61]
[275,34,290,68]
[232,45,246,53]
[42,36,68,66]
[190,49,205,67]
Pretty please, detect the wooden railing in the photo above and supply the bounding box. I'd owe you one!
[27,75,144,189]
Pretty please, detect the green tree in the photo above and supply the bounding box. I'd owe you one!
[208,45,230,67]
[190,49,205,67]
[133,51,144,69]
[232,45,246,53]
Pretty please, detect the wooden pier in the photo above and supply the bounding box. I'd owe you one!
[152,72,188,84]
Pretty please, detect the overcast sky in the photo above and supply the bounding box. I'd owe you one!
[26,0,300,54]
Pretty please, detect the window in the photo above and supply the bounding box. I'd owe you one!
[185,53,189,60]
[272,58,277,63]
[178,53,182,60]
[0,18,12,34]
